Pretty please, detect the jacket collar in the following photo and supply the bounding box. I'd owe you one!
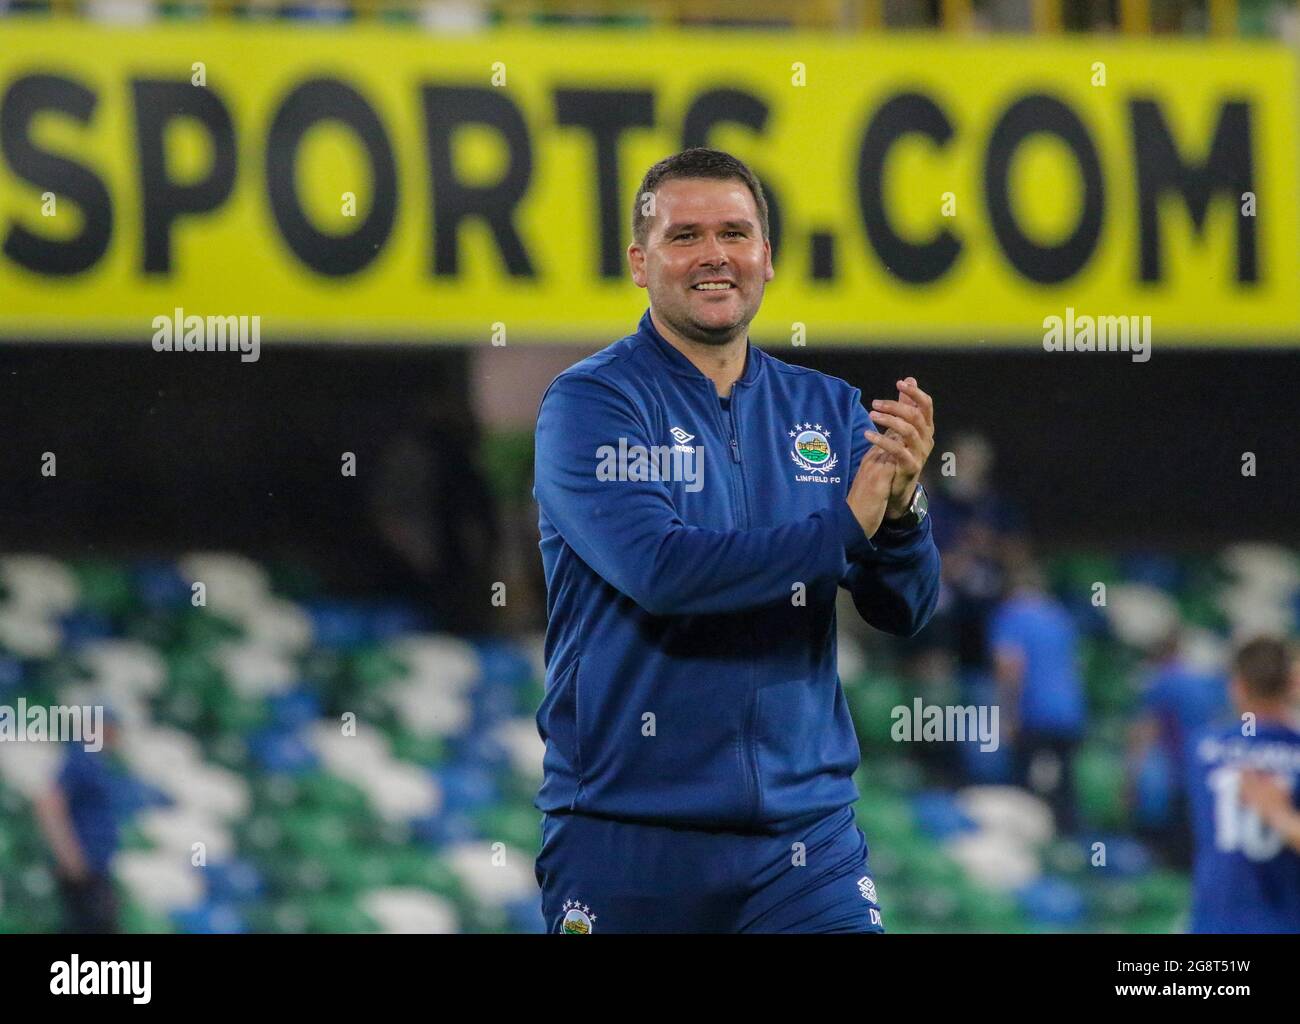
[637,307,763,388]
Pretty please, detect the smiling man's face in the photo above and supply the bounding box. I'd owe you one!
[628,177,774,347]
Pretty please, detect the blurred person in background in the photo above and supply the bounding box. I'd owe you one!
[924,434,1026,753]
[991,558,1087,835]
[32,711,128,933]
[1188,635,1300,933]
[927,432,1025,565]
[1127,624,1228,868]
[367,389,501,634]
[888,433,1025,786]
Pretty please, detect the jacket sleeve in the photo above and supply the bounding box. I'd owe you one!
[838,389,942,637]
[534,371,875,616]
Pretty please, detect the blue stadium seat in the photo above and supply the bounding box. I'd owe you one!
[204,859,267,903]
[247,728,320,774]
[267,688,323,730]
[430,763,498,813]
[1090,834,1156,877]
[170,900,248,934]
[132,560,192,610]
[1016,876,1086,927]
[910,791,978,840]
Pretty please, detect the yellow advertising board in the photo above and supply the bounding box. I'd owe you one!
[0,22,1295,343]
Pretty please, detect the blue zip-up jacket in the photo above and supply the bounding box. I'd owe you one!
[533,308,941,831]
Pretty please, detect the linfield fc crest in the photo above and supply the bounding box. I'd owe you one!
[560,899,596,934]
[788,422,840,480]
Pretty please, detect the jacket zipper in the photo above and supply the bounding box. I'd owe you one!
[717,384,761,824]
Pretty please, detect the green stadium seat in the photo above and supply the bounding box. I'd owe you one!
[120,901,175,934]
[295,772,372,817]
[956,883,1028,932]
[1048,554,1121,598]
[1136,871,1191,916]
[384,849,462,900]
[1089,878,1143,921]
[1076,744,1128,830]
[70,561,136,617]
[214,694,271,735]
[472,805,543,854]
[847,675,907,746]
[307,896,378,934]
[387,728,448,766]
[901,842,964,889]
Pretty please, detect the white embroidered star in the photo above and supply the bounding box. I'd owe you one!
[788,430,797,438]
[814,423,823,431]
[803,421,811,429]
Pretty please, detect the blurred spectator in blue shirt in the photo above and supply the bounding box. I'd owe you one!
[33,715,129,933]
[991,559,1087,835]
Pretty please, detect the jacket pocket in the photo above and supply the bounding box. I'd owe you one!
[753,674,858,817]
[537,654,582,781]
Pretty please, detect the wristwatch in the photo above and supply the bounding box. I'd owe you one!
[882,482,929,532]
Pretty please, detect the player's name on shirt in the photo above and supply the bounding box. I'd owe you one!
[1196,733,1300,773]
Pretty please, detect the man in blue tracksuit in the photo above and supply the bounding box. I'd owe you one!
[532,148,941,933]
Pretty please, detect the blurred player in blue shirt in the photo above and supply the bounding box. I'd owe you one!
[990,560,1087,834]
[1128,626,1228,867]
[1187,635,1300,933]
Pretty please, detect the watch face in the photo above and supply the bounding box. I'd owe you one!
[915,485,929,519]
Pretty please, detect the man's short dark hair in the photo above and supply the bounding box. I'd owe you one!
[1233,635,1294,700]
[631,148,770,248]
